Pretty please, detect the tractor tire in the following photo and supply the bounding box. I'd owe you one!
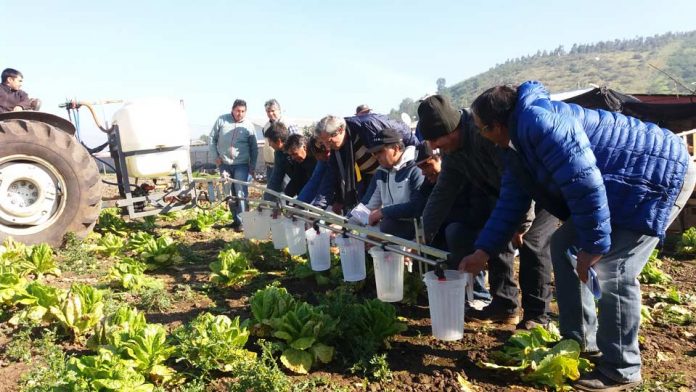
[0,119,102,246]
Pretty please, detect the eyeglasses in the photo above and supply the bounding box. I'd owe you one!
[479,124,490,133]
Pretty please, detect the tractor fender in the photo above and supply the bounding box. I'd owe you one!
[0,111,76,136]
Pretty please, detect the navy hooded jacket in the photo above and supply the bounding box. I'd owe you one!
[476,81,689,255]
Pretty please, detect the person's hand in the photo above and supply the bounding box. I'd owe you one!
[215,157,222,166]
[248,169,255,181]
[331,202,343,215]
[12,106,23,112]
[458,249,490,275]
[576,251,602,283]
[511,231,525,249]
[368,208,383,226]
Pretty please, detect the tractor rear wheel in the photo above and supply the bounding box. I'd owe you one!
[0,119,102,246]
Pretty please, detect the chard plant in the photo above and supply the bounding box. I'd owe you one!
[478,324,592,390]
[349,299,407,351]
[50,283,105,341]
[268,302,338,374]
[92,232,126,257]
[173,312,256,374]
[139,235,183,269]
[209,248,258,287]
[249,283,297,337]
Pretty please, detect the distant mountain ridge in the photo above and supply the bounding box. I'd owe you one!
[391,30,696,119]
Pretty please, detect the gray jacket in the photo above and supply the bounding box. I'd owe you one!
[422,109,533,242]
[209,113,258,167]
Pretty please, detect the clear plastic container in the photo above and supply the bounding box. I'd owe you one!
[270,217,289,249]
[239,211,256,240]
[334,236,366,282]
[369,247,404,302]
[284,220,307,256]
[252,209,272,240]
[112,98,191,178]
[305,227,331,271]
[423,270,473,341]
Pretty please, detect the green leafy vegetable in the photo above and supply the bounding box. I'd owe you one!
[639,249,671,284]
[49,283,105,341]
[9,281,63,325]
[209,248,258,287]
[139,236,183,269]
[677,227,696,255]
[123,324,178,385]
[18,243,61,279]
[173,312,256,373]
[92,233,126,257]
[249,283,297,337]
[268,302,338,374]
[67,348,155,391]
[96,208,130,236]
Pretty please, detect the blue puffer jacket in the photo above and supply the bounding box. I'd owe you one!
[476,81,689,255]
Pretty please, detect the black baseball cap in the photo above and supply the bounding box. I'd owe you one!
[367,128,403,153]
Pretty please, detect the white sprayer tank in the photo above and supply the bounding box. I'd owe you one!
[112,98,191,178]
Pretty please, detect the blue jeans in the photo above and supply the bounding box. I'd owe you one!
[550,160,696,383]
[219,163,250,226]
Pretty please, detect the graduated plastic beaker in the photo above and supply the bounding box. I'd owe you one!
[369,247,404,302]
[239,211,256,240]
[305,227,331,271]
[424,270,473,341]
[271,217,289,249]
[285,220,307,256]
[334,236,366,282]
[252,209,272,240]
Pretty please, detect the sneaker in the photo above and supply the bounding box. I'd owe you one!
[572,370,641,391]
[515,315,551,330]
[466,305,519,325]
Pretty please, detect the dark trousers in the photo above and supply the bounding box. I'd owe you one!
[379,217,416,240]
[488,207,557,319]
[443,222,491,301]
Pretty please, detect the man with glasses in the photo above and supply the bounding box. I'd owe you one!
[418,94,558,329]
[464,81,695,391]
[314,112,416,214]
[298,135,336,208]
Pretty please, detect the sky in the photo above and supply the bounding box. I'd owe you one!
[3,0,696,146]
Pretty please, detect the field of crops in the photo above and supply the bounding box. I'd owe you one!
[0,200,695,391]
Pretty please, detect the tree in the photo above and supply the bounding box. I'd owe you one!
[199,134,211,144]
[436,78,447,93]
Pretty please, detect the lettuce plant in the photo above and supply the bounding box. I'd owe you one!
[0,271,29,306]
[209,248,258,287]
[66,348,155,392]
[184,207,231,232]
[139,236,183,269]
[50,283,105,341]
[18,243,61,279]
[96,208,130,236]
[639,249,671,284]
[108,258,161,292]
[677,227,696,255]
[128,232,155,254]
[173,312,256,374]
[92,233,126,257]
[249,283,297,337]
[349,299,407,351]
[268,302,338,374]
[88,305,147,352]
[10,281,63,325]
[478,324,592,390]
[123,324,178,385]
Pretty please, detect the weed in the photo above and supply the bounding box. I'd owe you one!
[19,329,73,391]
[57,233,99,274]
[4,327,33,362]
[228,339,291,392]
[138,286,173,312]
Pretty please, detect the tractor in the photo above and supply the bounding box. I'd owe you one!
[0,99,218,246]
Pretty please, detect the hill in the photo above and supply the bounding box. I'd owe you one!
[391,31,696,118]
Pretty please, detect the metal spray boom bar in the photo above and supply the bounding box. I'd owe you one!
[222,178,449,267]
